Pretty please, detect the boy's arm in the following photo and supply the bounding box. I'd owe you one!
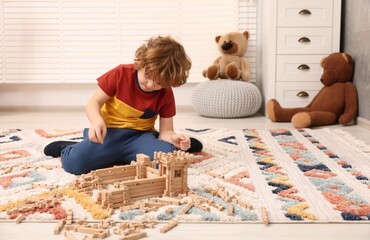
[159,117,190,151]
[86,87,111,144]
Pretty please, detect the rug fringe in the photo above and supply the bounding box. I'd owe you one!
[328,128,370,156]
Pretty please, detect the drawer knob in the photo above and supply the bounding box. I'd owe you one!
[297,91,309,97]
[298,64,310,70]
[299,9,312,15]
[298,37,311,43]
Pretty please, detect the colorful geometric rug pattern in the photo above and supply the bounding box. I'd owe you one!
[0,128,370,223]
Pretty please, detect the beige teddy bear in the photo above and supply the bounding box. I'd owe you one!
[202,31,250,81]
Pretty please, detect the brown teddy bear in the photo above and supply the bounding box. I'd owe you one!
[202,31,250,81]
[267,52,358,128]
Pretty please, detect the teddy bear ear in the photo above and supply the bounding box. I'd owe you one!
[320,56,327,67]
[243,31,249,40]
[341,53,353,64]
[215,36,221,43]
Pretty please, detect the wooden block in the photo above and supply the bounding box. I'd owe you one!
[54,219,66,234]
[212,203,224,211]
[227,204,234,216]
[66,209,73,224]
[75,219,87,225]
[113,228,121,235]
[39,164,62,169]
[64,231,77,240]
[15,214,25,224]
[99,220,111,229]
[120,204,141,212]
[119,231,147,240]
[204,187,217,196]
[100,175,137,186]
[159,220,178,233]
[64,224,75,231]
[236,197,253,210]
[82,234,94,240]
[122,229,140,236]
[74,225,110,238]
[92,165,137,178]
[216,187,230,202]
[261,207,269,225]
[4,166,13,174]
[188,192,212,204]
[96,230,110,239]
[143,220,157,228]
[123,183,166,196]
[207,171,224,179]
[178,202,194,215]
[144,201,167,208]
[194,203,210,212]
[128,192,171,205]
[109,220,116,226]
[156,196,181,206]
[120,176,166,187]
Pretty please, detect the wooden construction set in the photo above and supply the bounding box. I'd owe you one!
[71,151,193,209]
[10,150,269,239]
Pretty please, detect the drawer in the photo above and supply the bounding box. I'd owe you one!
[277,0,334,27]
[275,82,322,108]
[277,28,332,54]
[276,55,325,82]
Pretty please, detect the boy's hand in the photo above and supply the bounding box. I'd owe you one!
[171,134,191,151]
[88,121,107,144]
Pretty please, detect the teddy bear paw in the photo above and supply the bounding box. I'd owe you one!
[226,63,240,80]
[291,112,312,128]
[266,99,280,122]
[206,65,219,80]
[241,71,250,81]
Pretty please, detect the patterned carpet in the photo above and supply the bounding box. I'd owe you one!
[1,128,370,223]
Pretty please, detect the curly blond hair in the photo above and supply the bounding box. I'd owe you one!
[134,36,191,87]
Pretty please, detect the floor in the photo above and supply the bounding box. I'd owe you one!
[1,108,370,240]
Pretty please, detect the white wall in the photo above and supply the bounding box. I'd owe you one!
[0,0,260,110]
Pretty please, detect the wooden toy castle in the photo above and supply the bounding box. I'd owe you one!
[71,151,193,209]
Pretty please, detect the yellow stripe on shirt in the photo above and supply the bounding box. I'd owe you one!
[101,96,157,131]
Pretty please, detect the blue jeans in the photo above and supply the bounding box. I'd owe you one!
[61,128,177,175]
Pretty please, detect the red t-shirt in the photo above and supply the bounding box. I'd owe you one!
[97,64,176,131]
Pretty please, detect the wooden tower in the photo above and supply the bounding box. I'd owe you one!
[155,151,193,197]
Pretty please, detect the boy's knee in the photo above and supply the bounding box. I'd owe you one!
[61,155,90,175]
[61,163,85,175]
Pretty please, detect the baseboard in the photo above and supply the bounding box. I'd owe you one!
[0,106,85,112]
[357,117,370,130]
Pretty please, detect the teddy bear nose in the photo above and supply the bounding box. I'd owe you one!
[222,41,233,50]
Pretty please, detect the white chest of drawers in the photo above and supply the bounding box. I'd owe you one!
[261,0,342,113]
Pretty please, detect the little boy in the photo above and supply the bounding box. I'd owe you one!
[44,36,202,175]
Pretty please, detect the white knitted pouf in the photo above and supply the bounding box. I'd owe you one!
[192,80,262,118]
